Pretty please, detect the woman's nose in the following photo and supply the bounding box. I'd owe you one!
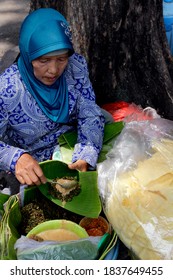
[48,61,59,74]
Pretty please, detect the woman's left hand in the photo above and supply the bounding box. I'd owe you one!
[68,160,88,172]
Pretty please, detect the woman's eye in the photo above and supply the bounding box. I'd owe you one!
[40,59,48,63]
[58,57,68,62]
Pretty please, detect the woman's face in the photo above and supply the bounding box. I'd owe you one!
[32,53,69,85]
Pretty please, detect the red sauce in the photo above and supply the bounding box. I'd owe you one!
[81,217,108,236]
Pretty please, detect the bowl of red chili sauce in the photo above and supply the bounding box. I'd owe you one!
[79,216,111,236]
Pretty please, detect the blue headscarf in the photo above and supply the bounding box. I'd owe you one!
[18,8,74,123]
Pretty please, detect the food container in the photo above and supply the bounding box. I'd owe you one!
[79,216,111,236]
[27,219,89,241]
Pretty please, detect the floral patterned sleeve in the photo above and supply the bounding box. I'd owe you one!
[0,68,28,172]
[0,98,26,172]
[70,55,105,168]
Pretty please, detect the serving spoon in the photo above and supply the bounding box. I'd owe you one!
[46,177,77,190]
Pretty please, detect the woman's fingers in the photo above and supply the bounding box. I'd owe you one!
[68,160,88,172]
[15,153,47,185]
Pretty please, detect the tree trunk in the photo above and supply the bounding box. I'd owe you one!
[30,0,173,120]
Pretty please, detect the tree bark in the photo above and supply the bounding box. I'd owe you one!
[30,0,173,120]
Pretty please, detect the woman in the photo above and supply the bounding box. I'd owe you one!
[0,8,105,191]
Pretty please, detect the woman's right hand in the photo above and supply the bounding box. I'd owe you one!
[15,153,47,186]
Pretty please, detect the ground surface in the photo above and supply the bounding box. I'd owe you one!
[0,0,29,73]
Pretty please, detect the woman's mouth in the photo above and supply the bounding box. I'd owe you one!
[44,76,58,84]
[47,76,57,81]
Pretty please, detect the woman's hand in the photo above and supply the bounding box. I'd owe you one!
[68,160,89,172]
[15,153,47,185]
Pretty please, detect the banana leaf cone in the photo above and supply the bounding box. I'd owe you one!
[38,160,102,218]
[38,122,124,218]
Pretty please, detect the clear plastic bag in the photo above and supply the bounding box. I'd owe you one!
[97,118,173,260]
[102,101,160,122]
[14,235,101,260]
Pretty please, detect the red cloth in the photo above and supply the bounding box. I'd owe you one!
[102,101,156,122]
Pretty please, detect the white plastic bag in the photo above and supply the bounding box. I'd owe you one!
[97,118,173,260]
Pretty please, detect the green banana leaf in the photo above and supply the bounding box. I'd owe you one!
[0,195,21,260]
[0,193,10,221]
[59,121,124,148]
[0,193,10,209]
[0,188,46,260]
[39,160,102,218]
[58,121,124,164]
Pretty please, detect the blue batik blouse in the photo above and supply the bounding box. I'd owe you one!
[0,53,105,173]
